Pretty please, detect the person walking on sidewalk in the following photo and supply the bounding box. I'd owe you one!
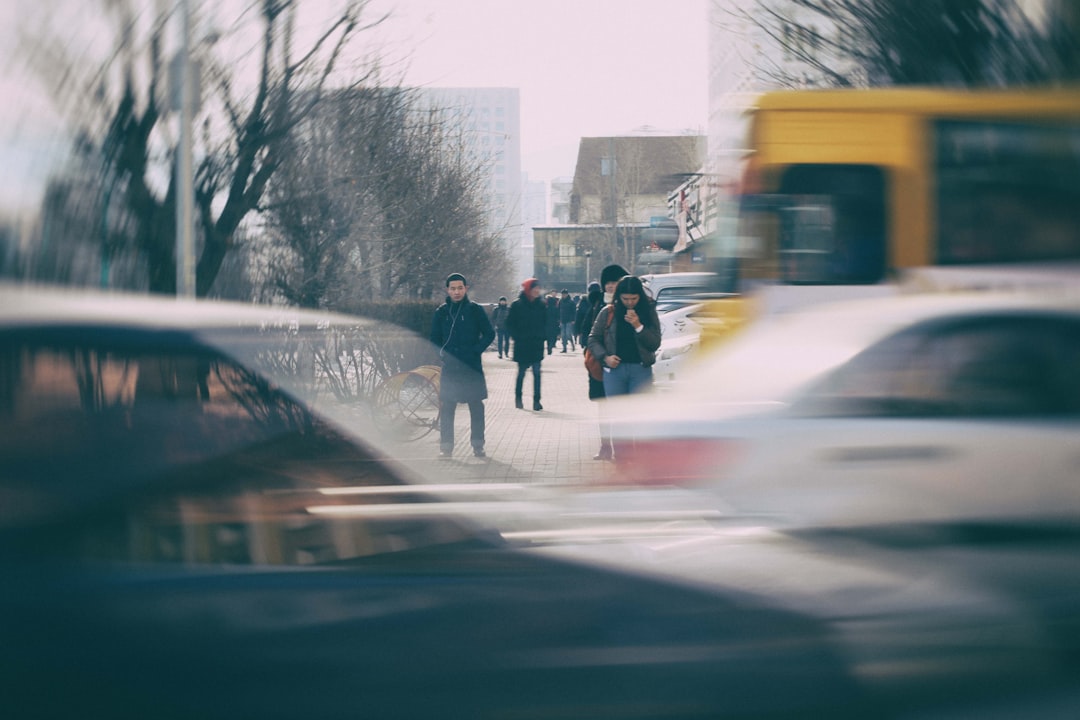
[588,272,661,464]
[507,277,547,411]
[558,288,577,352]
[491,296,511,359]
[545,293,560,355]
[430,273,495,458]
[582,264,627,460]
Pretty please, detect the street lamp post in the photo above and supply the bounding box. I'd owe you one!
[174,0,196,298]
[584,250,592,288]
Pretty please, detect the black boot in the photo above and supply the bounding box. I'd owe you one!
[515,396,524,409]
[532,372,542,411]
[593,440,613,461]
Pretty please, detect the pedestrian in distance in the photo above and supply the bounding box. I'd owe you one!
[545,293,560,355]
[491,296,511,359]
[575,282,601,351]
[430,273,495,458]
[588,271,660,464]
[507,278,547,411]
[559,288,577,352]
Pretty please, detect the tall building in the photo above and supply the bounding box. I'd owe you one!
[693,1,858,261]
[414,88,524,282]
[707,1,856,187]
[520,174,547,281]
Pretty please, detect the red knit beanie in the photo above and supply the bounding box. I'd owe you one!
[521,278,539,293]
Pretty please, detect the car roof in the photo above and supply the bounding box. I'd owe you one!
[0,282,373,332]
[612,290,1080,421]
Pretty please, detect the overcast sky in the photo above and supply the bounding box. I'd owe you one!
[366,0,709,182]
[0,0,709,210]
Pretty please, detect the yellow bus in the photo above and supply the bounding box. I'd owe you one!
[727,87,1080,296]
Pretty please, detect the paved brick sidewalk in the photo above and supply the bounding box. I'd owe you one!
[406,346,618,485]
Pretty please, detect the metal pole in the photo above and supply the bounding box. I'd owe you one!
[100,180,112,288]
[608,137,618,267]
[175,0,196,298]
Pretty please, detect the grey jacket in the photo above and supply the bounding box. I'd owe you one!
[587,301,662,368]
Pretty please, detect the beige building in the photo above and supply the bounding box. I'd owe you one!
[569,135,706,227]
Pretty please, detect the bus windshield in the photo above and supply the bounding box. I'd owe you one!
[738,164,887,285]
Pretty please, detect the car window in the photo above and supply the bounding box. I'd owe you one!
[791,316,1080,418]
[0,332,474,565]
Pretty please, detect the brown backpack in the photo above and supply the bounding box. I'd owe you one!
[582,305,613,381]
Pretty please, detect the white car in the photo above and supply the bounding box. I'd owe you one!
[657,301,703,339]
[639,272,718,303]
[651,302,706,388]
[609,290,1080,528]
[652,331,702,388]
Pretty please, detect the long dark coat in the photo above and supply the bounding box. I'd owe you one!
[506,291,547,365]
[429,295,495,403]
[545,296,560,344]
[577,287,604,348]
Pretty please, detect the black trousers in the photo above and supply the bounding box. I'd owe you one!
[514,361,542,401]
[439,399,485,452]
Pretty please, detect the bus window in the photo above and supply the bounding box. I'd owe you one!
[935,120,1080,265]
[736,164,887,286]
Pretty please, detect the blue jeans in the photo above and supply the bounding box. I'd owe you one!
[496,329,510,357]
[560,322,575,350]
[602,361,653,398]
[602,363,653,467]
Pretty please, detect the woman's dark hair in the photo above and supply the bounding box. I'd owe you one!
[614,274,645,298]
[613,275,653,325]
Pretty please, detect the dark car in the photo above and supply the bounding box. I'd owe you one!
[0,284,871,719]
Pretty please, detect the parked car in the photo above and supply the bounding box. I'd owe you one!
[0,283,875,719]
[639,271,719,304]
[652,331,702,388]
[608,290,1080,528]
[657,300,704,339]
[650,302,704,388]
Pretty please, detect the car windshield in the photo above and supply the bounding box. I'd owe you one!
[0,322,483,565]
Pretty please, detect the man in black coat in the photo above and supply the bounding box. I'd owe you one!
[545,294,560,355]
[559,289,578,352]
[507,278,547,411]
[430,273,495,458]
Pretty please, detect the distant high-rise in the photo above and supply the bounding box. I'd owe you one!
[707,1,855,185]
[520,174,547,281]
[414,88,524,283]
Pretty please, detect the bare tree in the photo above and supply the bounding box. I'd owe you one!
[19,0,388,296]
[261,89,513,308]
[728,0,1077,88]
